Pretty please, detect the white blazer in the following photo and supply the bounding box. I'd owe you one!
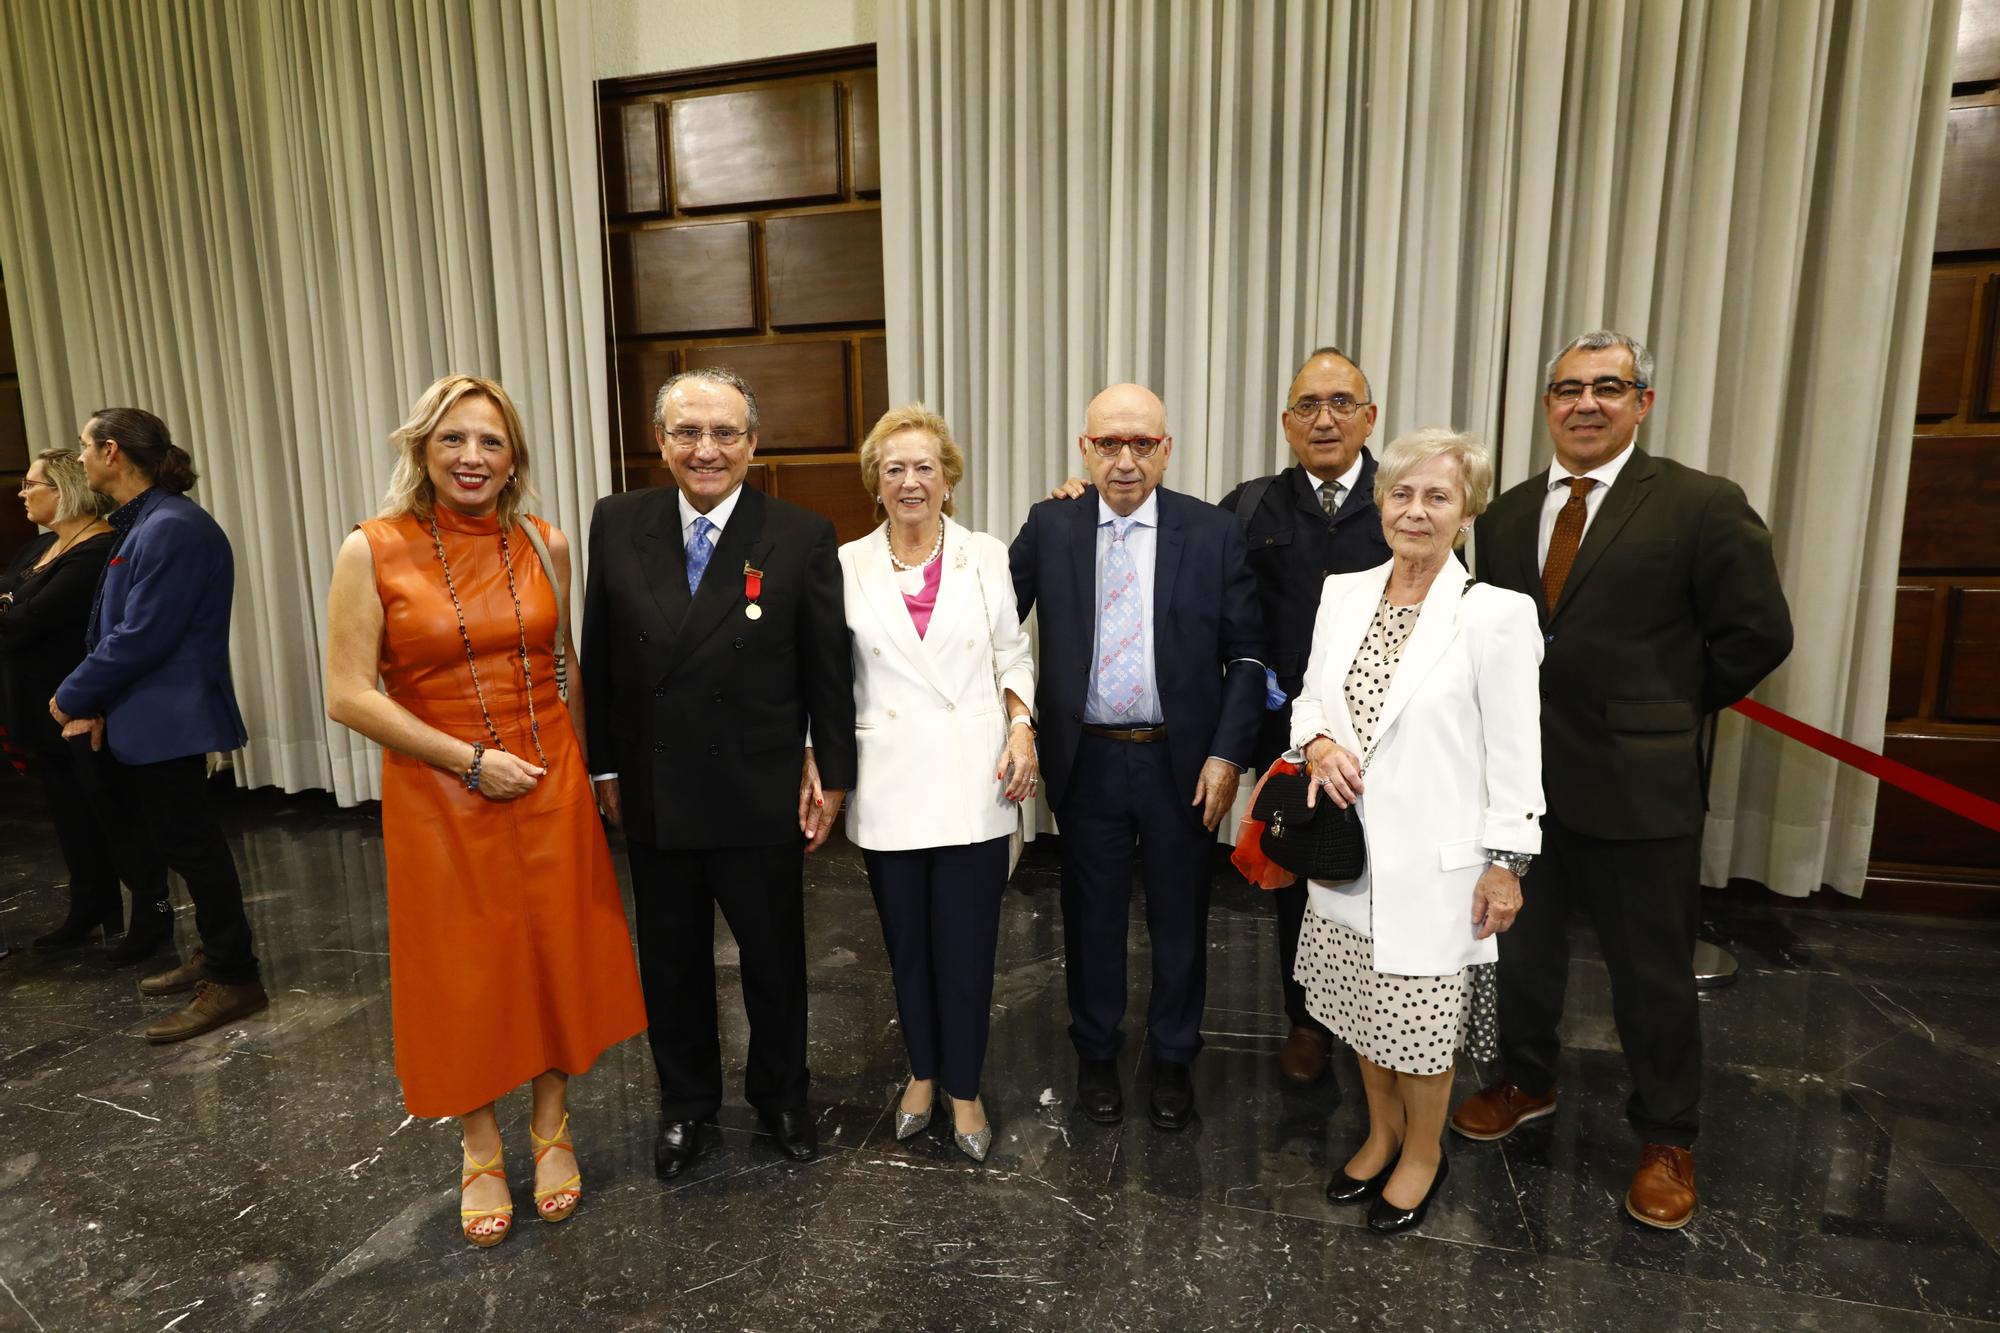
[1288,554,1545,976]
[839,518,1036,852]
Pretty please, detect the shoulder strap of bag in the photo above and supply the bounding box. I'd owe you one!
[1234,474,1278,529]
[516,517,570,701]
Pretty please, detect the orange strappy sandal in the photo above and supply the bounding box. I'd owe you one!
[459,1145,514,1247]
[531,1113,581,1223]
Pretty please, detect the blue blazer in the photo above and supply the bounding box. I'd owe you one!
[1009,485,1268,822]
[54,490,247,766]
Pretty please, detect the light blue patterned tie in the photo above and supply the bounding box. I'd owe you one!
[1096,518,1147,718]
[686,516,715,593]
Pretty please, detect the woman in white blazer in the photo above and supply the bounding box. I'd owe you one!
[1289,428,1544,1235]
[839,404,1037,1163]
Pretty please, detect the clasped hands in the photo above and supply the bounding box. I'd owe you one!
[47,696,105,751]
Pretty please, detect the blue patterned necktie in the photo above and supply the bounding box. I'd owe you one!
[1096,518,1147,718]
[686,516,715,593]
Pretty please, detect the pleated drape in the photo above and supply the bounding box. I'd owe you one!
[0,0,608,804]
[879,0,1958,898]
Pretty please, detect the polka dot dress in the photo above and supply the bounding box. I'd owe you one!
[1293,595,1499,1076]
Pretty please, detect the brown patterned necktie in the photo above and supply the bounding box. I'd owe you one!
[1319,483,1341,519]
[1540,476,1596,609]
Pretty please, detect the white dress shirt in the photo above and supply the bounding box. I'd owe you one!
[1309,450,1368,514]
[1085,490,1163,726]
[1536,441,1637,572]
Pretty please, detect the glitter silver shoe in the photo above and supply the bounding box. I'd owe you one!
[893,1084,933,1141]
[948,1096,993,1163]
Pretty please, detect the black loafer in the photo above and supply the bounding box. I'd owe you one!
[1077,1057,1124,1125]
[1149,1059,1196,1131]
[1367,1154,1449,1234]
[1325,1154,1398,1205]
[760,1107,818,1161]
[654,1119,706,1179]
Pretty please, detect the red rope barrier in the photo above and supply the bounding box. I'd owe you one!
[1730,698,2000,833]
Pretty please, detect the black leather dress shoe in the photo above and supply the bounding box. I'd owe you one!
[1367,1153,1449,1234]
[761,1107,818,1161]
[1325,1154,1398,1205]
[655,1119,706,1179]
[1077,1057,1123,1125]
[1149,1059,1196,1131]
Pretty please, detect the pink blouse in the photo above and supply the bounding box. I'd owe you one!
[899,557,943,637]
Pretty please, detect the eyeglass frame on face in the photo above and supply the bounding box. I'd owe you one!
[1286,395,1372,423]
[662,424,748,448]
[1545,377,1647,405]
[17,479,56,495]
[1082,434,1169,459]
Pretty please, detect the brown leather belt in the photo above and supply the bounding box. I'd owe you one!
[1081,724,1169,743]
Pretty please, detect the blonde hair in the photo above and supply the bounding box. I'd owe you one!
[859,403,966,518]
[1373,428,1494,548]
[34,446,113,523]
[380,374,532,526]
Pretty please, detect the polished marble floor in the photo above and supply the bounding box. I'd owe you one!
[0,779,1996,1332]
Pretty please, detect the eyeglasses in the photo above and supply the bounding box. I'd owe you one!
[1546,377,1646,404]
[663,425,747,447]
[1084,435,1167,459]
[1287,396,1370,423]
[17,480,55,495]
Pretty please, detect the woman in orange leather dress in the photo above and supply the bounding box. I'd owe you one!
[325,374,646,1248]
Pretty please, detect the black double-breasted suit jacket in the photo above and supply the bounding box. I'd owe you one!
[581,484,857,849]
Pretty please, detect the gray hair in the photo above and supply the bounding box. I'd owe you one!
[1544,330,1654,389]
[653,367,761,435]
[1372,427,1495,538]
[34,446,113,523]
[1297,344,1373,403]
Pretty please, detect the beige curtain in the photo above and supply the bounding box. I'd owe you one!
[0,0,608,805]
[879,0,1958,897]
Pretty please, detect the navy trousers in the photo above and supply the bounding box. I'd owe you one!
[863,835,1010,1100]
[1056,733,1216,1064]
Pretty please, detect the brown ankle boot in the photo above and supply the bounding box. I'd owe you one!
[144,979,269,1043]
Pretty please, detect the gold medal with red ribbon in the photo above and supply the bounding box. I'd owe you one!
[743,561,765,620]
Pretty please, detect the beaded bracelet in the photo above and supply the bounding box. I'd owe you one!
[463,743,485,793]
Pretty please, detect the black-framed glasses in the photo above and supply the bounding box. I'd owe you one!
[1546,377,1646,404]
[1287,396,1370,423]
[664,425,747,447]
[1084,435,1167,459]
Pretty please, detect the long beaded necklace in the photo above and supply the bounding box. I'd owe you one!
[429,514,548,768]
[886,520,944,572]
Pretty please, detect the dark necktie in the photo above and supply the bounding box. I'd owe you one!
[1540,477,1596,609]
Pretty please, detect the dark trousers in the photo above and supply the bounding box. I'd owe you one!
[1274,882,1330,1035]
[109,755,257,983]
[626,838,809,1121]
[1497,813,1702,1145]
[1056,733,1216,1064]
[863,836,1010,1100]
[32,742,122,916]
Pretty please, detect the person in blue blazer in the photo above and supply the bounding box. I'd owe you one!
[52,408,266,1042]
[1009,383,1268,1131]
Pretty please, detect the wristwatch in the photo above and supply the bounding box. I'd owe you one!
[1484,848,1532,876]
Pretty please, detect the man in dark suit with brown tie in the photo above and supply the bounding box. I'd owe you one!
[582,367,857,1177]
[1450,331,1791,1230]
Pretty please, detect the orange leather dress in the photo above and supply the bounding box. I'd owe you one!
[360,508,646,1117]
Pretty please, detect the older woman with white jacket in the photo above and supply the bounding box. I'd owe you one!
[839,404,1037,1163]
[1290,427,1544,1235]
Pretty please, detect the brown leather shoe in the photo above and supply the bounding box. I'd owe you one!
[1449,1078,1558,1141]
[139,948,208,997]
[144,979,269,1043]
[1625,1144,1697,1229]
[1278,1026,1333,1087]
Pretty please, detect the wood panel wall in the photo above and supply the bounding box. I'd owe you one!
[0,272,34,555]
[598,46,886,543]
[1879,1,2000,910]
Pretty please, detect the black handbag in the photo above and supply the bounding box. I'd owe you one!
[1251,770,1365,882]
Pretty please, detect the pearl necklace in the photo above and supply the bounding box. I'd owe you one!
[887,520,944,572]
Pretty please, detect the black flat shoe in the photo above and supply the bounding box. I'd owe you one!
[1367,1154,1449,1235]
[106,898,173,966]
[760,1107,818,1161]
[1326,1154,1398,1205]
[654,1119,707,1179]
[1149,1059,1196,1131]
[34,899,123,951]
[1077,1057,1123,1125]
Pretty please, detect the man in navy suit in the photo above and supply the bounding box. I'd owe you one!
[52,408,265,1042]
[1010,383,1267,1130]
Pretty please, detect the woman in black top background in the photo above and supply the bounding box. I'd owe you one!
[0,445,138,951]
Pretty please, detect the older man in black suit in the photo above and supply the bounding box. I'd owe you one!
[1450,331,1792,1230]
[582,367,857,1176]
[1010,383,1267,1131]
